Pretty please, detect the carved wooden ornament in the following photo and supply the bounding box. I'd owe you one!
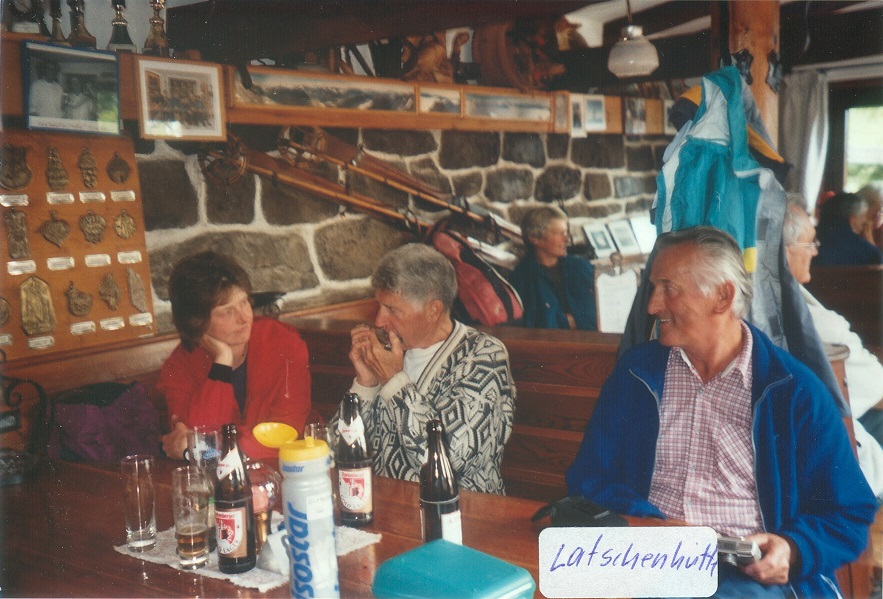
[20,276,56,335]
[77,147,99,188]
[127,267,148,313]
[113,210,136,239]
[4,208,31,259]
[0,143,33,190]
[0,297,10,327]
[79,210,106,244]
[65,281,93,316]
[106,152,131,184]
[39,211,71,247]
[99,272,120,310]
[45,146,69,191]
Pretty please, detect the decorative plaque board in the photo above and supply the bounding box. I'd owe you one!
[0,129,154,361]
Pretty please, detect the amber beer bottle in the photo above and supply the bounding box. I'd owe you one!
[214,424,257,574]
[419,419,462,544]
[335,392,373,525]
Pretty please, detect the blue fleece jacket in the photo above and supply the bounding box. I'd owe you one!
[509,253,597,330]
[566,323,876,598]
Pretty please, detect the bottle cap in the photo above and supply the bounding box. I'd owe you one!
[278,436,330,463]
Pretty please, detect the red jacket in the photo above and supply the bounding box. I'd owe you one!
[158,318,312,460]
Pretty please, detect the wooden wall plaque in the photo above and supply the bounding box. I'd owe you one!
[0,129,154,362]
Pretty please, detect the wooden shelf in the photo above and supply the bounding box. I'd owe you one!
[1,33,653,135]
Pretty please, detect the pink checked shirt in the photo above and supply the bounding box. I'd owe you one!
[648,321,764,537]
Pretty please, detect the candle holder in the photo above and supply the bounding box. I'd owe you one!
[66,0,96,48]
[107,0,136,53]
[142,0,169,57]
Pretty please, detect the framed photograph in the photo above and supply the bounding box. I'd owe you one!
[136,57,226,140]
[583,223,617,259]
[417,86,461,115]
[584,95,607,132]
[570,93,586,137]
[464,91,552,123]
[552,91,570,133]
[624,98,647,135]
[663,99,678,135]
[233,66,416,113]
[22,41,120,135]
[607,219,642,256]
[629,215,659,254]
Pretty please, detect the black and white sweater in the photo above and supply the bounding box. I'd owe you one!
[333,320,516,495]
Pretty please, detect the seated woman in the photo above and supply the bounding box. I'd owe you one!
[158,251,311,460]
[509,206,596,330]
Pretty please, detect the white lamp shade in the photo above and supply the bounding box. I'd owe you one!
[607,27,660,78]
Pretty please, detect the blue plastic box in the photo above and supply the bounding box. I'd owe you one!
[371,539,536,599]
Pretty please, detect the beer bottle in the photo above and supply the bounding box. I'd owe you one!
[419,419,462,544]
[215,424,257,574]
[335,392,373,525]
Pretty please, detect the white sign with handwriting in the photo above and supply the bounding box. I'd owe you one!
[539,526,718,598]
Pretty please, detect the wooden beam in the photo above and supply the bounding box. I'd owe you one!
[602,0,712,47]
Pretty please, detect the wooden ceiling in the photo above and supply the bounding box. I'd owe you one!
[166,1,883,87]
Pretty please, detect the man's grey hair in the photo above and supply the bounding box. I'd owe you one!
[655,226,754,319]
[520,205,567,249]
[857,182,882,205]
[783,195,811,246]
[372,243,457,312]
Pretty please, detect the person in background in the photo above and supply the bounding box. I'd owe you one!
[813,191,883,265]
[158,251,312,461]
[784,199,883,498]
[28,58,64,119]
[510,206,597,330]
[333,243,515,494]
[566,226,876,598]
[857,182,883,250]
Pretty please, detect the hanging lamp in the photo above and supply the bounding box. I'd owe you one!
[607,0,660,78]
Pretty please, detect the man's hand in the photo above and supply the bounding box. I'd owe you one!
[740,532,795,586]
[161,417,189,460]
[199,333,233,366]
[349,324,403,387]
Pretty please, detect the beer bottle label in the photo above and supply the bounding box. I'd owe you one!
[216,506,248,557]
[216,449,243,481]
[338,414,365,446]
[338,466,372,512]
[440,510,463,545]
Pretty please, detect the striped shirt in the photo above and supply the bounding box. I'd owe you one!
[648,321,764,536]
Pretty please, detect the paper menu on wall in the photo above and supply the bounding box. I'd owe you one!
[595,270,639,333]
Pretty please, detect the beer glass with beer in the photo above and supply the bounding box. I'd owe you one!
[171,465,212,569]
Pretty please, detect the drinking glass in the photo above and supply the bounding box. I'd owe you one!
[171,465,212,569]
[186,425,220,551]
[120,454,156,552]
[245,459,282,553]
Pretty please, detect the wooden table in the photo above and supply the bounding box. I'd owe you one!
[0,458,555,598]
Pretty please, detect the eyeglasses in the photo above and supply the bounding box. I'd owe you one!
[787,240,820,250]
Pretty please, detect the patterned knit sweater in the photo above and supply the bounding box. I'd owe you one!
[332,321,516,495]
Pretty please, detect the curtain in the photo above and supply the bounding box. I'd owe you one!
[780,70,829,212]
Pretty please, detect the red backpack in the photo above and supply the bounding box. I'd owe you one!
[427,221,523,327]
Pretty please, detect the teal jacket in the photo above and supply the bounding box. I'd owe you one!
[566,323,876,598]
[509,253,596,331]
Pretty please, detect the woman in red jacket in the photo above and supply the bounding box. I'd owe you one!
[158,251,311,460]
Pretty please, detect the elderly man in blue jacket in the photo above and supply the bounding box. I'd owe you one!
[566,226,876,598]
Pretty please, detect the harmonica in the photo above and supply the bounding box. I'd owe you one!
[374,327,392,351]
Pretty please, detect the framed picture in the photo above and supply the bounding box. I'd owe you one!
[607,219,642,256]
[624,97,647,135]
[583,223,617,259]
[22,41,120,135]
[629,215,659,254]
[417,86,461,115]
[584,95,607,132]
[463,91,552,123]
[136,57,226,141]
[552,92,570,133]
[233,66,416,113]
[663,99,678,135]
[570,93,586,137]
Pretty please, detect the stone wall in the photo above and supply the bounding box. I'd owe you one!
[139,126,670,334]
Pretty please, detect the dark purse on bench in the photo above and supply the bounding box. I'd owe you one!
[531,496,628,527]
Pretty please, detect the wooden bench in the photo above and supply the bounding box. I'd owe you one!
[806,264,883,351]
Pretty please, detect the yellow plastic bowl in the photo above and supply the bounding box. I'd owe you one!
[252,422,298,448]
